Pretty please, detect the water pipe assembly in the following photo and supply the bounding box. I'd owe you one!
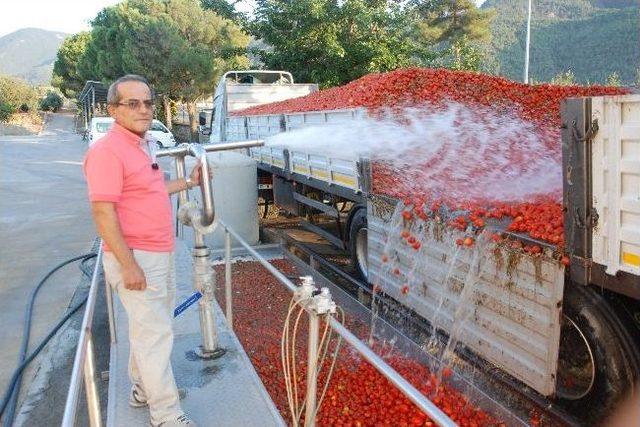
[156,140,264,359]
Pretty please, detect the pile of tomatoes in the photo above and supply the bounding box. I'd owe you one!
[215,260,501,426]
[237,68,628,249]
[235,68,625,127]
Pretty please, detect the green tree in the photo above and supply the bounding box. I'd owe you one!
[52,32,91,98]
[200,0,248,26]
[40,91,64,112]
[80,0,249,137]
[412,0,493,44]
[0,75,39,113]
[336,0,415,82]
[449,36,484,71]
[253,0,415,88]
[0,102,16,123]
[605,71,621,87]
[550,70,576,85]
[253,0,343,87]
[410,0,493,71]
[482,0,639,84]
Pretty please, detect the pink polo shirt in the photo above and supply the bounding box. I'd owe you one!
[83,122,174,252]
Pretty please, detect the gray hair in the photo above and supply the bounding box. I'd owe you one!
[107,74,154,104]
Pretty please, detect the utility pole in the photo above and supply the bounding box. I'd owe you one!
[524,0,532,83]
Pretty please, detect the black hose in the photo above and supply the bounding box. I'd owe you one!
[1,253,96,426]
[0,295,88,419]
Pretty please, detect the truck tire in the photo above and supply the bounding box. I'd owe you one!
[556,284,640,424]
[349,208,368,281]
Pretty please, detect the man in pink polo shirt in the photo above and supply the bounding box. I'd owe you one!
[84,75,200,427]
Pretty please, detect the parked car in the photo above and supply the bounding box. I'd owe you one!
[88,117,114,146]
[88,117,176,148]
[148,119,177,148]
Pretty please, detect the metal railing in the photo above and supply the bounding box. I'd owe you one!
[220,223,457,427]
[61,227,456,427]
[62,247,106,427]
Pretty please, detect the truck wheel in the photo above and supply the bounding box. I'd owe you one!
[349,208,368,281]
[555,284,640,424]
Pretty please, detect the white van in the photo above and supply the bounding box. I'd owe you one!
[88,117,177,148]
[88,117,114,146]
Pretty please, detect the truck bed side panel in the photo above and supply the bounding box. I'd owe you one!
[367,197,564,396]
[239,109,367,195]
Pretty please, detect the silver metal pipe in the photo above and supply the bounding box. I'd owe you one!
[62,247,104,427]
[174,155,189,208]
[225,230,233,328]
[104,279,116,344]
[188,144,215,226]
[304,311,320,427]
[192,244,220,355]
[194,231,205,248]
[156,140,265,158]
[220,223,456,427]
[84,336,102,427]
[199,300,218,352]
[328,319,456,427]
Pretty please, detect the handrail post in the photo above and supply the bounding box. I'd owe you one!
[83,334,102,427]
[62,248,103,427]
[225,229,233,328]
[304,309,320,427]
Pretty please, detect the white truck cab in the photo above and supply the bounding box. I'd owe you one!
[202,70,318,143]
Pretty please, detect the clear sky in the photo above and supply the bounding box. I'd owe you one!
[0,0,122,37]
[0,0,488,38]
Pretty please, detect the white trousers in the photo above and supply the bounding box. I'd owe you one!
[103,249,182,426]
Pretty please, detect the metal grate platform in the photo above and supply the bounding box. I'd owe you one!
[106,240,285,427]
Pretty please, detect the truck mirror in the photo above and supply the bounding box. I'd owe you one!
[198,112,206,126]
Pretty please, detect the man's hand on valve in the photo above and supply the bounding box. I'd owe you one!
[188,160,214,188]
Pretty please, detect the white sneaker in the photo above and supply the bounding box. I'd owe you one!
[156,414,198,426]
[129,385,187,408]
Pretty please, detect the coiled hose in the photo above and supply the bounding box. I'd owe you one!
[0,252,97,426]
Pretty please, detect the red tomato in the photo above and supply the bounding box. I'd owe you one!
[442,367,452,378]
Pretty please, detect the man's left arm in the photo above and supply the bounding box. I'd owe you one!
[166,177,192,195]
[165,161,209,195]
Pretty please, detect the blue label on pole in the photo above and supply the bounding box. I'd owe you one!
[174,291,202,318]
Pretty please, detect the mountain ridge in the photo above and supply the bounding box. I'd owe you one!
[0,28,69,85]
[481,0,640,84]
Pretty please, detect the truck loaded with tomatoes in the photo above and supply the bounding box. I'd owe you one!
[200,68,640,424]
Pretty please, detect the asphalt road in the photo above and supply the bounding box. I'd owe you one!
[0,112,96,409]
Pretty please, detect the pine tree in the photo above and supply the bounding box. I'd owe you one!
[412,0,493,44]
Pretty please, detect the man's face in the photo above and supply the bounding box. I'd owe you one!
[107,81,153,136]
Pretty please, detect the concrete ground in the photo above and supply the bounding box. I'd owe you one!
[0,112,97,420]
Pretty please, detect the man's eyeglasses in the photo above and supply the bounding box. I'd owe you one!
[112,99,155,110]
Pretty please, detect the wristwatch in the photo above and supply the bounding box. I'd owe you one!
[185,177,194,189]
